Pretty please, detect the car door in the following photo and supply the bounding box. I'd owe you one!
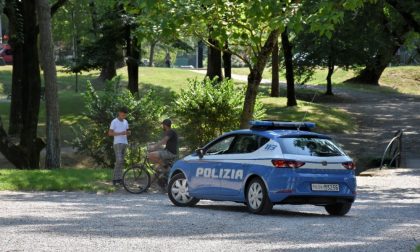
[188,135,236,196]
[218,134,267,197]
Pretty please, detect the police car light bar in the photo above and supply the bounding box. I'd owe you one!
[249,120,316,131]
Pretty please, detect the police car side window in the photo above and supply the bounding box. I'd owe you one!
[228,135,260,154]
[258,137,270,148]
[206,136,235,155]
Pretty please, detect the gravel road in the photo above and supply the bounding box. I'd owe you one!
[0,168,419,252]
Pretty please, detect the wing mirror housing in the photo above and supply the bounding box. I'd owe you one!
[195,148,204,159]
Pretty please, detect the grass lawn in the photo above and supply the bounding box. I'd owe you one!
[260,97,356,133]
[0,168,115,192]
[0,65,356,147]
[231,66,420,95]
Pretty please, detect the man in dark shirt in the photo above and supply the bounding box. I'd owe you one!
[148,119,178,168]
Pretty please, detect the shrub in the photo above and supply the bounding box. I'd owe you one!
[174,77,265,150]
[72,77,164,168]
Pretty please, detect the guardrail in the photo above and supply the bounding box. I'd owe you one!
[380,130,403,169]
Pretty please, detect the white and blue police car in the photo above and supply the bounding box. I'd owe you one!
[167,121,356,215]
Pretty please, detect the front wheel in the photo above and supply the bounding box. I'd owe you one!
[168,173,199,207]
[325,202,352,216]
[246,178,273,214]
[123,165,151,194]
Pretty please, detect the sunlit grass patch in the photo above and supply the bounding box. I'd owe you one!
[0,168,115,192]
[260,96,356,133]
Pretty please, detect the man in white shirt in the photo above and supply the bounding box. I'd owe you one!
[108,107,130,186]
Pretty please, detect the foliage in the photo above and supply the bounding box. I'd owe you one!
[174,78,265,149]
[74,4,126,73]
[0,168,115,192]
[72,77,165,168]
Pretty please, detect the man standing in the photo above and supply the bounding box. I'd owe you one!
[108,107,130,186]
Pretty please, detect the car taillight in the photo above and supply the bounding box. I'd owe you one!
[272,160,305,168]
[342,161,356,170]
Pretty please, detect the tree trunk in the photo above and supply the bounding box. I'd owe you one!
[20,0,45,169]
[206,37,223,81]
[271,39,280,97]
[281,28,297,107]
[126,25,139,94]
[326,59,334,96]
[148,41,156,67]
[0,117,30,168]
[5,0,23,135]
[37,0,61,168]
[197,40,204,68]
[0,0,69,169]
[223,41,231,79]
[98,61,117,81]
[240,29,280,129]
[88,0,98,37]
[345,45,399,85]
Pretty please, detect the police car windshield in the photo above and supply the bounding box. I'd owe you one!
[279,137,345,157]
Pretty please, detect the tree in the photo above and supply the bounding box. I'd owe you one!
[271,39,279,97]
[223,41,232,79]
[281,28,297,106]
[0,0,66,169]
[1,0,66,169]
[170,0,369,127]
[76,3,125,82]
[206,37,223,80]
[36,0,61,168]
[346,0,419,84]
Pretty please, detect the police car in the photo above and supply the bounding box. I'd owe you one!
[167,121,356,215]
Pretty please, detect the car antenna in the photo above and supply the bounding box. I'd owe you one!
[297,91,318,131]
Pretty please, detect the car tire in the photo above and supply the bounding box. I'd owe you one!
[168,173,199,207]
[246,177,272,214]
[325,202,352,216]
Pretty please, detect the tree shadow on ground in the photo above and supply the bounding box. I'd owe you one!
[0,175,418,252]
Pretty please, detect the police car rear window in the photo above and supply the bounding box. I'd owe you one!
[279,137,345,157]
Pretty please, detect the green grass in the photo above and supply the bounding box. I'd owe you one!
[0,65,357,147]
[231,66,420,95]
[0,168,115,192]
[261,97,356,133]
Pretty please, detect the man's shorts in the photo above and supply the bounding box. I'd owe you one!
[158,149,177,163]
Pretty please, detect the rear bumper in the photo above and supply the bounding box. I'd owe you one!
[277,195,355,205]
[266,168,356,204]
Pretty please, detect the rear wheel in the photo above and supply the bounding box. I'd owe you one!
[246,178,272,214]
[168,173,199,207]
[122,165,151,194]
[325,202,352,216]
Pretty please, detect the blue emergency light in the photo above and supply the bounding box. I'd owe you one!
[249,120,316,131]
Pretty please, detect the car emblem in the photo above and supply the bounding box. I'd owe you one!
[321,161,328,166]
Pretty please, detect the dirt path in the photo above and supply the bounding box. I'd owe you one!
[323,87,420,168]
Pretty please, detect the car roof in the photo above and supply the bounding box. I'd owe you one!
[226,129,331,139]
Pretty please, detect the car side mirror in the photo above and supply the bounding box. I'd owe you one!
[196,148,204,159]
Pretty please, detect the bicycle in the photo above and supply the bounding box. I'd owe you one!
[122,143,174,194]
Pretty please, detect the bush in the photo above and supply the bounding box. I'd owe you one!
[72,77,164,168]
[174,78,265,150]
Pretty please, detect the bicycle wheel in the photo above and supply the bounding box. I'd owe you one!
[122,165,151,194]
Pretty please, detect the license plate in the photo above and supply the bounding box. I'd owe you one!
[311,183,339,192]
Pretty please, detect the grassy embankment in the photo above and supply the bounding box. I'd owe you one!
[231,66,420,95]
